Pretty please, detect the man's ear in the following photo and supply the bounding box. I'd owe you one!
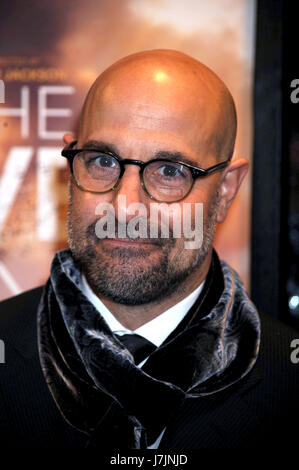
[63,133,76,176]
[63,133,76,146]
[216,158,249,223]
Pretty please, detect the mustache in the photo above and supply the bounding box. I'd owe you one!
[85,218,176,247]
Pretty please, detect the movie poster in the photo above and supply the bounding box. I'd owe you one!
[0,0,255,300]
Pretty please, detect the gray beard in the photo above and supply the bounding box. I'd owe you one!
[67,192,219,306]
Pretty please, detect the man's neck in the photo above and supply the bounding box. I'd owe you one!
[85,251,212,330]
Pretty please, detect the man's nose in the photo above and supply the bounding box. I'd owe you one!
[112,165,147,223]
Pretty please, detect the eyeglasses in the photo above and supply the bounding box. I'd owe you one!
[61,141,231,203]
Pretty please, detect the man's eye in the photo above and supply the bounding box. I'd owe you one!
[96,155,117,167]
[84,153,118,168]
[158,164,186,178]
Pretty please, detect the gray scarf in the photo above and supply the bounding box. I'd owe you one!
[37,249,260,448]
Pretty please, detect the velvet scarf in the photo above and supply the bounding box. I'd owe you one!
[37,249,260,449]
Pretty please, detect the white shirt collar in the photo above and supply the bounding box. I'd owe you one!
[80,274,205,348]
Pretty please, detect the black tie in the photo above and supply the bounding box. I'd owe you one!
[118,334,156,365]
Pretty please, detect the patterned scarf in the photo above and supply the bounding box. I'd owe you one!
[37,249,260,449]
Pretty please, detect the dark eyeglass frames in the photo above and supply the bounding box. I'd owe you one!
[61,141,231,203]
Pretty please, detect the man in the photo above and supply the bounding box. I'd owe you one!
[0,49,298,449]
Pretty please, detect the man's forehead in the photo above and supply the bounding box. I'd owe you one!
[86,86,211,132]
[80,103,218,164]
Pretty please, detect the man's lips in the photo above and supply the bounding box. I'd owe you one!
[101,237,161,247]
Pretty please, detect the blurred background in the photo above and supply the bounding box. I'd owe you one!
[0,0,298,328]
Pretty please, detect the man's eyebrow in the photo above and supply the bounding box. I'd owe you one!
[154,150,198,167]
[81,141,199,166]
[81,140,120,155]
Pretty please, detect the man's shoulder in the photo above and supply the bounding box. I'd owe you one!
[0,286,87,448]
[246,309,298,386]
[0,286,44,359]
[258,309,299,364]
[0,286,44,326]
[243,310,299,425]
[0,285,44,310]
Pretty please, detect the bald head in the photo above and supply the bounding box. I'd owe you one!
[78,49,237,163]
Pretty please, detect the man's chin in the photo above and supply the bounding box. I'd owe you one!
[96,238,164,259]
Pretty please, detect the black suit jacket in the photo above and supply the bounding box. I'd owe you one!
[0,285,298,449]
